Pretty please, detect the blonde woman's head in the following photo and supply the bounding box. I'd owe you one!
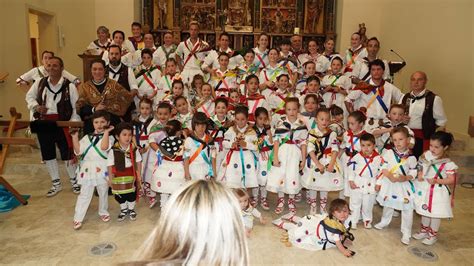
[134,180,249,265]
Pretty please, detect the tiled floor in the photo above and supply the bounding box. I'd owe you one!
[1,151,474,265]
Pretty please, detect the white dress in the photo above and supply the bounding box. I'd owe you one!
[76,134,114,186]
[286,214,353,251]
[151,136,186,194]
[133,117,158,195]
[184,134,216,180]
[340,130,366,197]
[302,127,343,191]
[218,125,259,188]
[376,149,417,211]
[209,115,230,174]
[242,206,262,229]
[255,126,273,186]
[414,151,458,218]
[266,117,307,195]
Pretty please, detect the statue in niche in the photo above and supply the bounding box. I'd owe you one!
[358,23,368,47]
[158,0,167,29]
[275,8,283,33]
[225,0,253,32]
[305,0,324,33]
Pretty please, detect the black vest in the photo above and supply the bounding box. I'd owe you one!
[108,64,130,91]
[402,90,437,139]
[34,77,73,121]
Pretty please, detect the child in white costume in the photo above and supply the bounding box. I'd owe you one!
[369,104,415,154]
[268,73,299,127]
[151,120,186,207]
[132,99,158,207]
[209,98,232,174]
[340,111,367,198]
[413,132,458,245]
[303,108,342,215]
[299,94,320,131]
[348,133,383,229]
[218,106,259,189]
[234,188,266,237]
[320,57,351,112]
[251,107,273,210]
[184,112,217,180]
[236,49,260,95]
[193,83,215,118]
[71,111,114,230]
[146,102,172,207]
[374,127,417,245]
[209,53,238,98]
[266,98,307,214]
[272,199,356,257]
[243,75,270,125]
[133,49,161,110]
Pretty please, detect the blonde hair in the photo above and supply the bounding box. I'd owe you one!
[133,180,249,265]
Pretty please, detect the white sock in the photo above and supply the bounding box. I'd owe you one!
[127,201,136,210]
[252,187,259,198]
[278,192,285,198]
[65,160,77,186]
[45,159,60,183]
[259,186,267,198]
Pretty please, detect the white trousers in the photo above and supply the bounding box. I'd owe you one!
[349,193,376,225]
[73,183,109,222]
[378,206,413,237]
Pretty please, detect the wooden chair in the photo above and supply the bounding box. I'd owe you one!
[0,107,84,206]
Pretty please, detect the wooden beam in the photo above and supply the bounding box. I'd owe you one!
[0,138,37,145]
[0,121,30,127]
[56,121,84,128]
[0,120,84,128]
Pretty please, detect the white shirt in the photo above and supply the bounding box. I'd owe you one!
[343,45,368,75]
[86,39,112,55]
[320,73,351,108]
[297,53,330,74]
[107,63,139,91]
[122,47,157,68]
[252,47,269,69]
[352,57,390,81]
[176,38,210,71]
[134,64,162,98]
[25,76,80,121]
[202,47,240,70]
[399,89,448,129]
[345,79,403,119]
[153,44,177,69]
[17,65,79,85]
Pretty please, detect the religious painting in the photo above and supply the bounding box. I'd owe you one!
[179,0,217,31]
[304,0,325,34]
